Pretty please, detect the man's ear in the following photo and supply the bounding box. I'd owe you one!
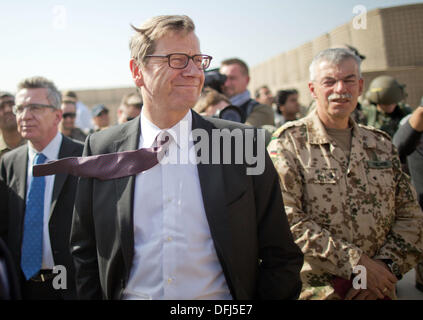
[308,81,317,99]
[358,78,364,96]
[130,59,144,87]
[55,109,63,126]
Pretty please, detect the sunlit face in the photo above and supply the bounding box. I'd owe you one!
[309,58,363,126]
[118,104,141,123]
[15,88,61,146]
[133,31,205,114]
[257,88,274,106]
[0,96,17,130]
[60,102,76,130]
[279,93,300,115]
[94,111,110,129]
[220,64,249,98]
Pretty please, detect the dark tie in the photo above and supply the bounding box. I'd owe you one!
[33,132,170,180]
[21,153,47,280]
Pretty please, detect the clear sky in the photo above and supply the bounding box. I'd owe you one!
[0,0,420,93]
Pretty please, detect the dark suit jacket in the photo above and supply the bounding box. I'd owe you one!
[0,135,83,299]
[0,233,21,299]
[71,110,303,300]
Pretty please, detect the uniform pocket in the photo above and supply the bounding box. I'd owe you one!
[303,167,343,226]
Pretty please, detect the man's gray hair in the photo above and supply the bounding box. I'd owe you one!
[309,48,362,81]
[17,76,62,109]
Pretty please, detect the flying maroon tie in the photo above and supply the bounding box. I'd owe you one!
[33,133,170,180]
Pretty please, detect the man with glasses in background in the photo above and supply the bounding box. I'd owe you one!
[70,15,302,300]
[0,76,83,299]
[59,99,87,142]
[0,92,25,159]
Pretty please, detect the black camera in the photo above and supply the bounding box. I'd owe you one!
[213,105,246,123]
[204,69,227,93]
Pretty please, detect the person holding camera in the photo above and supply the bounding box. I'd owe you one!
[193,87,231,117]
[219,58,274,128]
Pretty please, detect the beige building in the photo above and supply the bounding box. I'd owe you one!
[67,87,138,125]
[71,3,423,122]
[248,3,423,109]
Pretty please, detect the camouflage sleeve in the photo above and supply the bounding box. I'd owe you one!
[374,145,423,275]
[267,134,362,280]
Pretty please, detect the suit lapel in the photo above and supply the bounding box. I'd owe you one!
[50,136,72,218]
[113,119,140,276]
[15,146,29,227]
[191,112,235,287]
[16,146,29,201]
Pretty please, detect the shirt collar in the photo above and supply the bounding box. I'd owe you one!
[305,109,362,145]
[230,90,251,107]
[28,132,63,164]
[140,109,192,149]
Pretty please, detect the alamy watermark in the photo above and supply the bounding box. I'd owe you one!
[52,5,67,30]
[352,265,367,289]
[352,5,367,30]
[156,122,266,176]
[52,265,67,290]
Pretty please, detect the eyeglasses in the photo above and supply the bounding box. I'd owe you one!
[0,100,14,111]
[13,104,57,116]
[145,53,212,70]
[63,112,76,119]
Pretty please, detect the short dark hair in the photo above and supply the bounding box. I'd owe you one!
[275,89,298,114]
[221,58,249,76]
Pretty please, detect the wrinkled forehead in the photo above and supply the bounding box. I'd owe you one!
[62,102,76,113]
[153,30,201,54]
[16,88,49,104]
[315,58,360,79]
[220,64,245,77]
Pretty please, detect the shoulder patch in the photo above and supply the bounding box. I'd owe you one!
[272,120,304,138]
[358,124,392,141]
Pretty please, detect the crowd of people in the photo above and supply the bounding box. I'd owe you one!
[0,14,422,301]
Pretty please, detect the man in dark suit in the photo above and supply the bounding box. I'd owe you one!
[71,15,303,300]
[0,76,83,299]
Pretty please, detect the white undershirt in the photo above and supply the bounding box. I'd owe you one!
[122,110,232,300]
[26,132,62,270]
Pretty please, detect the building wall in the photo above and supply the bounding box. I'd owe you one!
[70,87,138,125]
[72,4,423,120]
[248,3,423,109]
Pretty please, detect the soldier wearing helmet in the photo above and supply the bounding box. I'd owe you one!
[362,75,412,137]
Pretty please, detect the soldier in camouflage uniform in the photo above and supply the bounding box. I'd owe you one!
[0,92,26,159]
[307,100,367,125]
[268,48,423,300]
[362,75,412,137]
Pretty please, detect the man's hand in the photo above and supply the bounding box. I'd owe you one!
[408,106,423,132]
[357,254,397,299]
[345,288,379,300]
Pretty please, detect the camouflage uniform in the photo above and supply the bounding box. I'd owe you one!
[362,102,412,137]
[0,134,25,159]
[306,100,367,125]
[268,110,423,300]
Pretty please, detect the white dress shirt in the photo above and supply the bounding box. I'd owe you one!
[26,132,63,270]
[122,110,232,300]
